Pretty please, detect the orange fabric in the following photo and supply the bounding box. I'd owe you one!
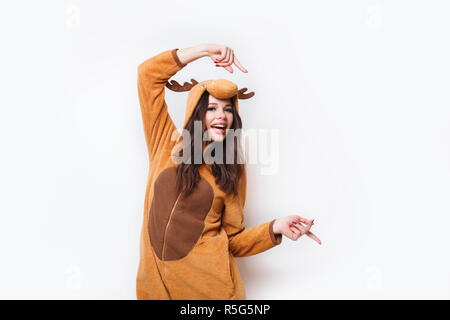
[136,48,282,300]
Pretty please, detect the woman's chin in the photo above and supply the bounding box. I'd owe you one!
[206,129,226,142]
[210,134,225,142]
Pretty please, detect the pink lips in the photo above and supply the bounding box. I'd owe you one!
[211,122,227,135]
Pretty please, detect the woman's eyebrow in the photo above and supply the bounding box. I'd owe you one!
[208,103,233,107]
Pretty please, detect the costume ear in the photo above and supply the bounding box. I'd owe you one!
[238,88,255,99]
[166,78,199,92]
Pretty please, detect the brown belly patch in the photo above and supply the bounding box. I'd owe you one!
[148,166,214,261]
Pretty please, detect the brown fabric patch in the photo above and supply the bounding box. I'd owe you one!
[171,48,187,68]
[269,219,283,245]
[148,167,214,261]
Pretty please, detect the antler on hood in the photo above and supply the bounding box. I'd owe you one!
[166,79,199,92]
[166,78,255,99]
[237,88,254,99]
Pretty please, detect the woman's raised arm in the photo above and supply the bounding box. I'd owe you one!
[137,48,187,162]
[175,44,209,65]
[137,44,248,163]
[177,43,248,74]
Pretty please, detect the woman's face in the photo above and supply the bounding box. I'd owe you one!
[204,95,234,142]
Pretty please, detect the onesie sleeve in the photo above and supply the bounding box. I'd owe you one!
[221,168,282,257]
[137,48,186,162]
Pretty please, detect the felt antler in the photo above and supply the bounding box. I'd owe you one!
[238,88,255,99]
[166,79,199,92]
[166,78,255,99]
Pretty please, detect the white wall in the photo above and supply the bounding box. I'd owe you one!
[1,0,449,299]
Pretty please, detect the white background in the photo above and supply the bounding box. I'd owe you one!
[0,0,449,299]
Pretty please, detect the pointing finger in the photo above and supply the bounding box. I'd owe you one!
[233,56,248,73]
[306,231,322,245]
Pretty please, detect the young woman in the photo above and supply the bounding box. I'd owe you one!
[136,43,321,300]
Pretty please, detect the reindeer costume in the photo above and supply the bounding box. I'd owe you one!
[136,48,282,300]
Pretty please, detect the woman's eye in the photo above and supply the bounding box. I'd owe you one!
[207,107,232,112]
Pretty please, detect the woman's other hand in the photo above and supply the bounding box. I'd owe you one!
[203,43,248,74]
[272,215,322,245]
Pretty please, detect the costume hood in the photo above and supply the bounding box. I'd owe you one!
[165,78,255,130]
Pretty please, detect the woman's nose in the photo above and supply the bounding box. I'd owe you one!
[215,109,226,119]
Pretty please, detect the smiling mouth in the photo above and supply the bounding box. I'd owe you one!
[211,125,226,135]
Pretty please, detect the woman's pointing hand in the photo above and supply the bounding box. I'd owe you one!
[203,43,248,74]
[272,215,322,245]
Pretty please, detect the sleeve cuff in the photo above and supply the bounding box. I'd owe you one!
[171,48,187,68]
[269,219,282,245]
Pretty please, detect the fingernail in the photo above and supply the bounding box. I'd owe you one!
[215,64,219,67]
[292,222,297,224]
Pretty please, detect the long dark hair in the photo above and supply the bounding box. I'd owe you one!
[175,91,244,196]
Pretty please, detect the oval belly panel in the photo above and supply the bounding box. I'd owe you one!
[148,166,214,261]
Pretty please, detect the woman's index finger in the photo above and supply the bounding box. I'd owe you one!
[306,231,322,245]
[233,56,248,73]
